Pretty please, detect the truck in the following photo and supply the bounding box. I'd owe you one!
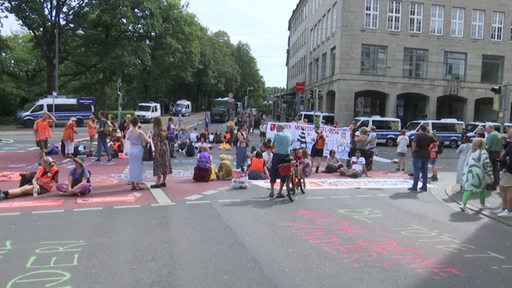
[170,99,192,116]
[210,97,236,123]
[135,102,161,123]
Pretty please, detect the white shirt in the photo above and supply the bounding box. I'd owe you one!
[351,156,366,172]
[396,135,409,153]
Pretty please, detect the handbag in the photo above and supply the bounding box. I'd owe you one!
[143,143,154,161]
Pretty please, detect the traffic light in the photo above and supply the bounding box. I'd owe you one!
[491,86,502,94]
[309,90,314,99]
[318,90,322,97]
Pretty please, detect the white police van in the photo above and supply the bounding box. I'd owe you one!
[465,122,501,138]
[354,116,401,146]
[405,118,464,148]
[16,97,95,128]
[296,111,335,125]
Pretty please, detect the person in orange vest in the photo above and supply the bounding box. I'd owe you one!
[0,156,59,200]
[34,112,56,162]
[248,151,269,180]
[311,124,326,173]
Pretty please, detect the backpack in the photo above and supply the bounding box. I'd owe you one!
[185,143,195,157]
[103,121,113,135]
[437,140,444,155]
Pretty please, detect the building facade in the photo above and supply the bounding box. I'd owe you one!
[286,0,512,126]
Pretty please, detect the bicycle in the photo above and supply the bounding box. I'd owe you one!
[278,161,305,202]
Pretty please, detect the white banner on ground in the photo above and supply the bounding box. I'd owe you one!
[266,122,351,159]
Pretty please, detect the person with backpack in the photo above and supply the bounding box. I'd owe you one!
[56,157,91,196]
[95,111,113,162]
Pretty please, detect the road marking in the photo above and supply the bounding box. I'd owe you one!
[186,201,210,204]
[73,207,103,212]
[148,183,175,205]
[306,196,326,200]
[76,194,137,204]
[185,195,204,201]
[355,195,373,198]
[202,190,219,195]
[0,199,64,208]
[151,203,176,207]
[32,210,64,214]
[0,212,21,216]
[113,205,141,209]
[218,199,242,203]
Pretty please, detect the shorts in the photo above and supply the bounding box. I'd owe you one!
[500,171,512,187]
[36,139,49,151]
[260,131,266,138]
[34,185,50,195]
[397,152,406,158]
[429,158,437,165]
[311,147,324,158]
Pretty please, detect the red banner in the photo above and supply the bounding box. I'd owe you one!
[296,82,305,92]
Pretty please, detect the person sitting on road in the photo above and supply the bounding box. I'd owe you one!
[185,140,196,157]
[217,154,233,180]
[56,157,91,196]
[177,128,189,153]
[0,156,59,201]
[324,149,344,173]
[213,129,223,144]
[248,151,270,180]
[299,149,313,178]
[193,146,212,182]
[339,149,368,178]
[189,128,199,144]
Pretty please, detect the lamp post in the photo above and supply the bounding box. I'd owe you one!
[245,87,253,112]
[52,24,59,129]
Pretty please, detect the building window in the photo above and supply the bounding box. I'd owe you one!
[361,44,388,76]
[364,0,379,29]
[430,5,444,35]
[330,46,336,76]
[481,54,504,83]
[491,11,505,41]
[443,52,467,81]
[322,14,327,41]
[451,7,464,37]
[403,48,428,79]
[471,9,484,39]
[332,3,337,33]
[387,0,401,31]
[321,53,327,79]
[327,9,332,36]
[409,2,423,33]
[315,58,320,81]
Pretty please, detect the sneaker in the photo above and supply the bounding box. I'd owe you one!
[430,176,438,181]
[419,187,428,192]
[497,210,512,217]
[494,208,505,214]
[459,204,466,212]
[268,192,274,198]
[276,193,285,199]
[0,191,5,201]
[95,158,101,162]
[480,204,492,209]
[407,187,417,192]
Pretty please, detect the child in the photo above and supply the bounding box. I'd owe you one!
[299,149,313,178]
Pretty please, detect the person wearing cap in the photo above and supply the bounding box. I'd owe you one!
[34,112,57,162]
[217,154,233,180]
[0,156,59,200]
[62,117,78,158]
[396,129,409,171]
[56,157,91,196]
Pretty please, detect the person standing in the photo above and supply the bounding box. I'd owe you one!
[34,112,57,162]
[235,123,249,171]
[366,126,377,170]
[204,111,210,131]
[455,136,471,192]
[429,131,439,181]
[311,124,326,173]
[87,115,97,155]
[297,127,307,149]
[151,117,172,188]
[95,111,112,162]
[166,117,176,158]
[486,124,502,190]
[178,113,183,129]
[269,124,292,198]
[396,129,409,171]
[460,138,493,212]
[408,124,434,192]
[126,117,150,190]
[259,119,267,145]
[61,117,78,158]
[497,131,512,217]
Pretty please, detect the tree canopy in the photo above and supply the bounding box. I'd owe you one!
[0,0,274,118]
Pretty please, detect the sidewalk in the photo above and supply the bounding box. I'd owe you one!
[437,171,512,226]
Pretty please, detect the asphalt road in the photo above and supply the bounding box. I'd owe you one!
[1,117,512,287]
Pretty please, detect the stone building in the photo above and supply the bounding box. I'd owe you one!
[286,0,512,126]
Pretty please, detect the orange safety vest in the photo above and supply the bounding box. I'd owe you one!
[36,166,59,191]
[88,119,97,137]
[35,119,52,140]
[315,133,326,149]
[250,157,265,172]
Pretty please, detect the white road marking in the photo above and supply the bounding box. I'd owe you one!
[73,207,103,212]
[202,190,219,195]
[185,194,204,201]
[186,201,210,204]
[32,210,64,214]
[113,205,141,209]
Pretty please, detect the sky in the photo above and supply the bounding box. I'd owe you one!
[1,0,298,87]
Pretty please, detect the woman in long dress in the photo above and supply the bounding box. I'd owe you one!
[126,117,150,190]
[151,117,172,188]
[460,137,493,212]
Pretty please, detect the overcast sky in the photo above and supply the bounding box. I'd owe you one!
[1,1,297,87]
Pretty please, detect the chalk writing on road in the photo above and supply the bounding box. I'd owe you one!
[4,240,86,288]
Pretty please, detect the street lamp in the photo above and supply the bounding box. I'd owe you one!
[52,24,59,129]
[245,87,253,111]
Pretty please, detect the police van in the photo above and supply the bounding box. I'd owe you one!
[465,121,501,138]
[296,111,335,126]
[405,118,464,148]
[16,97,95,128]
[354,116,401,146]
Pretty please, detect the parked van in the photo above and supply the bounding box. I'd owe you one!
[170,99,192,116]
[465,121,501,138]
[135,102,161,123]
[354,116,401,146]
[296,111,335,126]
[16,96,95,128]
[405,118,464,148]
